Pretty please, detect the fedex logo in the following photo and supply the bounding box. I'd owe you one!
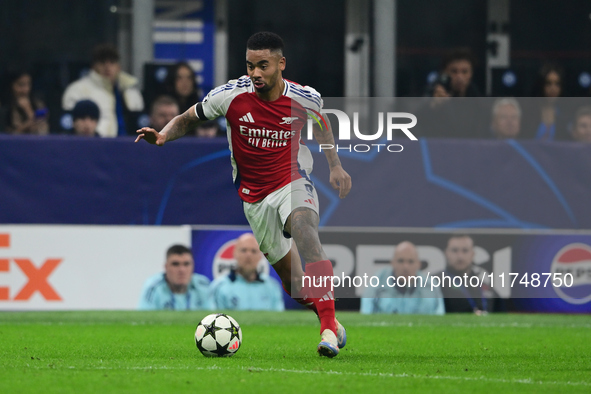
[0,234,62,301]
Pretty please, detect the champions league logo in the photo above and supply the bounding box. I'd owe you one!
[551,243,591,305]
[212,238,270,280]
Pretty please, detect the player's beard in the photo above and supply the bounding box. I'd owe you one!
[254,71,279,93]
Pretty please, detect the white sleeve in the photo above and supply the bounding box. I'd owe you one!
[288,83,323,117]
[195,89,223,120]
[305,85,323,113]
[195,79,246,120]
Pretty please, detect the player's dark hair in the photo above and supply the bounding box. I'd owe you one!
[441,48,476,70]
[91,43,120,64]
[166,244,192,258]
[246,32,284,55]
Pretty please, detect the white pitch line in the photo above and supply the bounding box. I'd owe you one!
[360,321,591,329]
[2,321,591,329]
[20,365,581,387]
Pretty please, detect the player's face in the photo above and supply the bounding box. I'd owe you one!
[573,115,591,142]
[151,103,179,131]
[165,252,194,287]
[234,236,261,274]
[391,246,420,281]
[246,49,285,93]
[445,60,473,96]
[492,104,520,139]
[175,65,195,97]
[445,237,475,273]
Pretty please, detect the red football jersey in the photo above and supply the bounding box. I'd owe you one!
[195,76,322,202]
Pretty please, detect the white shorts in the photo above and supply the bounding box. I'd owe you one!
[243,178,320,265]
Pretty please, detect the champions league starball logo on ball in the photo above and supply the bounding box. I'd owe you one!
[551,243,591,305]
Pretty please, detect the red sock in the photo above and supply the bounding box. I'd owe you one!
[302,260,336,335]
[281,282,318,314]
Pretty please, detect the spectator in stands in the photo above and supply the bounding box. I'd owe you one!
[149,95,179,132]
[490,98,521,139]
[62,43,144,137]
[208,233,284,311]
[138,244,210,310]
[4,70,49,135]
[71,100,100,137]
[523,63,570,140]
[164,61,200,113]
[417,48,485,138]
[439,234,495,315]
[360,241,444,315]
[432,48,482,98]
[196,120,222,138]
[571,106,591,143]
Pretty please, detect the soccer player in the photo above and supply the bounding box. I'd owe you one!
[136,32,351,357]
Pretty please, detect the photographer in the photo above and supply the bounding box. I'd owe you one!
[417,48,486,138]
[431,48,481,98]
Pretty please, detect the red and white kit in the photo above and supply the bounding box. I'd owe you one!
[195,76,322,263]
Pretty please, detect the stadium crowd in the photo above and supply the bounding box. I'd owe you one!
[0,44,589,142]
[0,44,224,139]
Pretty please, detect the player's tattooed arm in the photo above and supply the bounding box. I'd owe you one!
[312,119,352,199]
[312,117,342,169]
[161,105,201,142]
[135,105,201,145]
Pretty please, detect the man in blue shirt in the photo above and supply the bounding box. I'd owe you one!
[209,233,284,311]
[360,241,445,315]
[138,244,210,310]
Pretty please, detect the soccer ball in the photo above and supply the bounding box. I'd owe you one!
[195,313,242,357]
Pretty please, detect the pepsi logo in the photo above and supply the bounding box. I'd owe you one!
[211,238,269,280]
[551,243,591,305]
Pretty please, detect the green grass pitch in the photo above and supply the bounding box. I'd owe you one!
[1,311,589,393]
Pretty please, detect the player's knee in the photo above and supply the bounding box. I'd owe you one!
[290,220,317,243]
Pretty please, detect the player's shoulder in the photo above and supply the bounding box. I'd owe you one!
[284,79,321,96]
[208,75,253,98]
[284,79,322,109]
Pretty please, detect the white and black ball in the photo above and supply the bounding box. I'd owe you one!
[195,313,242,357]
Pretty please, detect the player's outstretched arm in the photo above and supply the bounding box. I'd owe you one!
[312,118,352,199]
[135,104,201,146]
